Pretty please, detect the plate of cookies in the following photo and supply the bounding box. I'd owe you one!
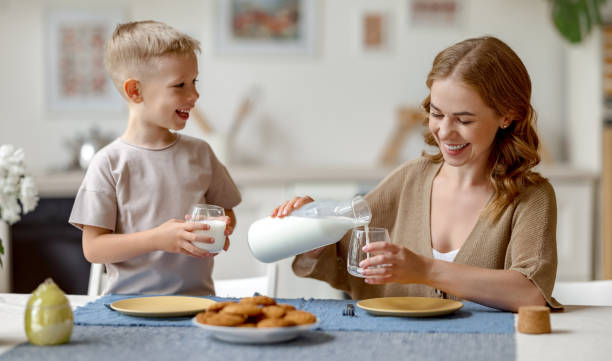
[192,295,318,344]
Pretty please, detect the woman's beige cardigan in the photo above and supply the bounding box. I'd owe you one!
[293,157,561,308]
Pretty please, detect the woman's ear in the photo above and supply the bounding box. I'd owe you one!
[124,78,143,103]
[499,115,513,129]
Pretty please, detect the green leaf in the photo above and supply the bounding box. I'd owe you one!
[550,0,607,43]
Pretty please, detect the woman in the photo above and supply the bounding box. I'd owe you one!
[272,36,561,312]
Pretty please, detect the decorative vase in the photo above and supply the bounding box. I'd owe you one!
[0,220,11,293]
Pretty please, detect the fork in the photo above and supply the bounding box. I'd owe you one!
[342,303,355,316]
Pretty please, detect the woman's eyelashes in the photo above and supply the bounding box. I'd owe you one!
[430,112,473,125]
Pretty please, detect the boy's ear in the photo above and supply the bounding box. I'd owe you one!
[124,78,143,103]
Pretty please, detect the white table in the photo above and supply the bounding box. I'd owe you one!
[2,293,612,360]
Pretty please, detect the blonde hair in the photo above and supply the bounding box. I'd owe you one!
[104,20,201,91]
[421,36,545,220]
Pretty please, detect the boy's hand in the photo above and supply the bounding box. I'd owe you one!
[184,214,234,236]
[154,219,215,258]
[218,216,232,254]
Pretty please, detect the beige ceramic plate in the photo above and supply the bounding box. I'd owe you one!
[110,296,216,317]
[356,297,463,317]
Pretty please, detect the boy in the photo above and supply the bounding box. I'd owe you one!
[69,21,241,295]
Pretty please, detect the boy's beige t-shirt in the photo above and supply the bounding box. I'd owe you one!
[69,134,241,295]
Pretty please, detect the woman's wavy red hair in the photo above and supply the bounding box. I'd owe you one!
[421,36,545,220]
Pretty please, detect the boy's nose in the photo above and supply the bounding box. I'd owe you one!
[188,89,199,103]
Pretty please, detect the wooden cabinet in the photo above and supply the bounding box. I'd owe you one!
[11,197,90,294]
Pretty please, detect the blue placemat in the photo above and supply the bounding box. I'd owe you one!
[74,295,514,334]
[73,295,306,327]
[302,298,515,334]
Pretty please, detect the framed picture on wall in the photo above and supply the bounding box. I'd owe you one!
[45,8,124,111]
[350,6,394,55]
[359,10,393,53]
[216,0,316,55]
[408,0,464,28]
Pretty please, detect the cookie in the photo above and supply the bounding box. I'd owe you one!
[257,318,296,328]
[207,301,234,313]
[261,305,286,319]
[204,312,247,326]
[277,303,296,312]
[195,311,214,324]
[247,313,266,324]
[221,303,262,317]
[240,295,276,306]
[284,310,317,325]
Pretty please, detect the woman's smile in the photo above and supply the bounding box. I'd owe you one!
[443,143,470,155]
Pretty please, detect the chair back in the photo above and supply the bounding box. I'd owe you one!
[552,281,612,306]
[88,262,278,298]
[213,263,278,298]
[87,263,104,296]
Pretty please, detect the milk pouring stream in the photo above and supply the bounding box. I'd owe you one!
[248,196,371,263]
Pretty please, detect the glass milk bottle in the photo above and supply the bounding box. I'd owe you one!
[248,196,371,263]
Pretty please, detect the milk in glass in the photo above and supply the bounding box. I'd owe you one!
[193,219,226,252]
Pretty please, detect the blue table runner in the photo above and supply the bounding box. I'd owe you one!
[3,326,516,361]
[74,295,514,334]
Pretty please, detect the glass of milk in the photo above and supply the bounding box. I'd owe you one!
[347,227,390,277]
[189,204,226,253]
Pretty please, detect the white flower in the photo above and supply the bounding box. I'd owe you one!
[0,145,15,160]
[0,144,38,225]
[20,176,39,214]
[1,197,20,224]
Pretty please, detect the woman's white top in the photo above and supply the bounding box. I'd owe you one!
[432,248,460,262]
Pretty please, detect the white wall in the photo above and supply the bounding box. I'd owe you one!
[0,0,591,172]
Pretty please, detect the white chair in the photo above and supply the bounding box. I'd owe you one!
[87,263,105,296]
[87,262,278,297]
[214,263,277,298]
[552,280,612,306]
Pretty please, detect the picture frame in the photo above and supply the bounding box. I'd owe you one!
[359,10,393,53]
[351,6,394,55]
[45,8,124,111]
[407,0,464,28]
[216,0,316,55]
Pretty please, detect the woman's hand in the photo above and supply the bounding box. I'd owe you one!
[270,195,323,258]
[271,196,314,218]
[359,242,432,285]
[153,219,215,258]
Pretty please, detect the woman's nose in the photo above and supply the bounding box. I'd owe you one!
[437,117,454,138]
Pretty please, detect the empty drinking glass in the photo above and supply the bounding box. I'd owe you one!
[347,227,390,277]
[189,204,226,253]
